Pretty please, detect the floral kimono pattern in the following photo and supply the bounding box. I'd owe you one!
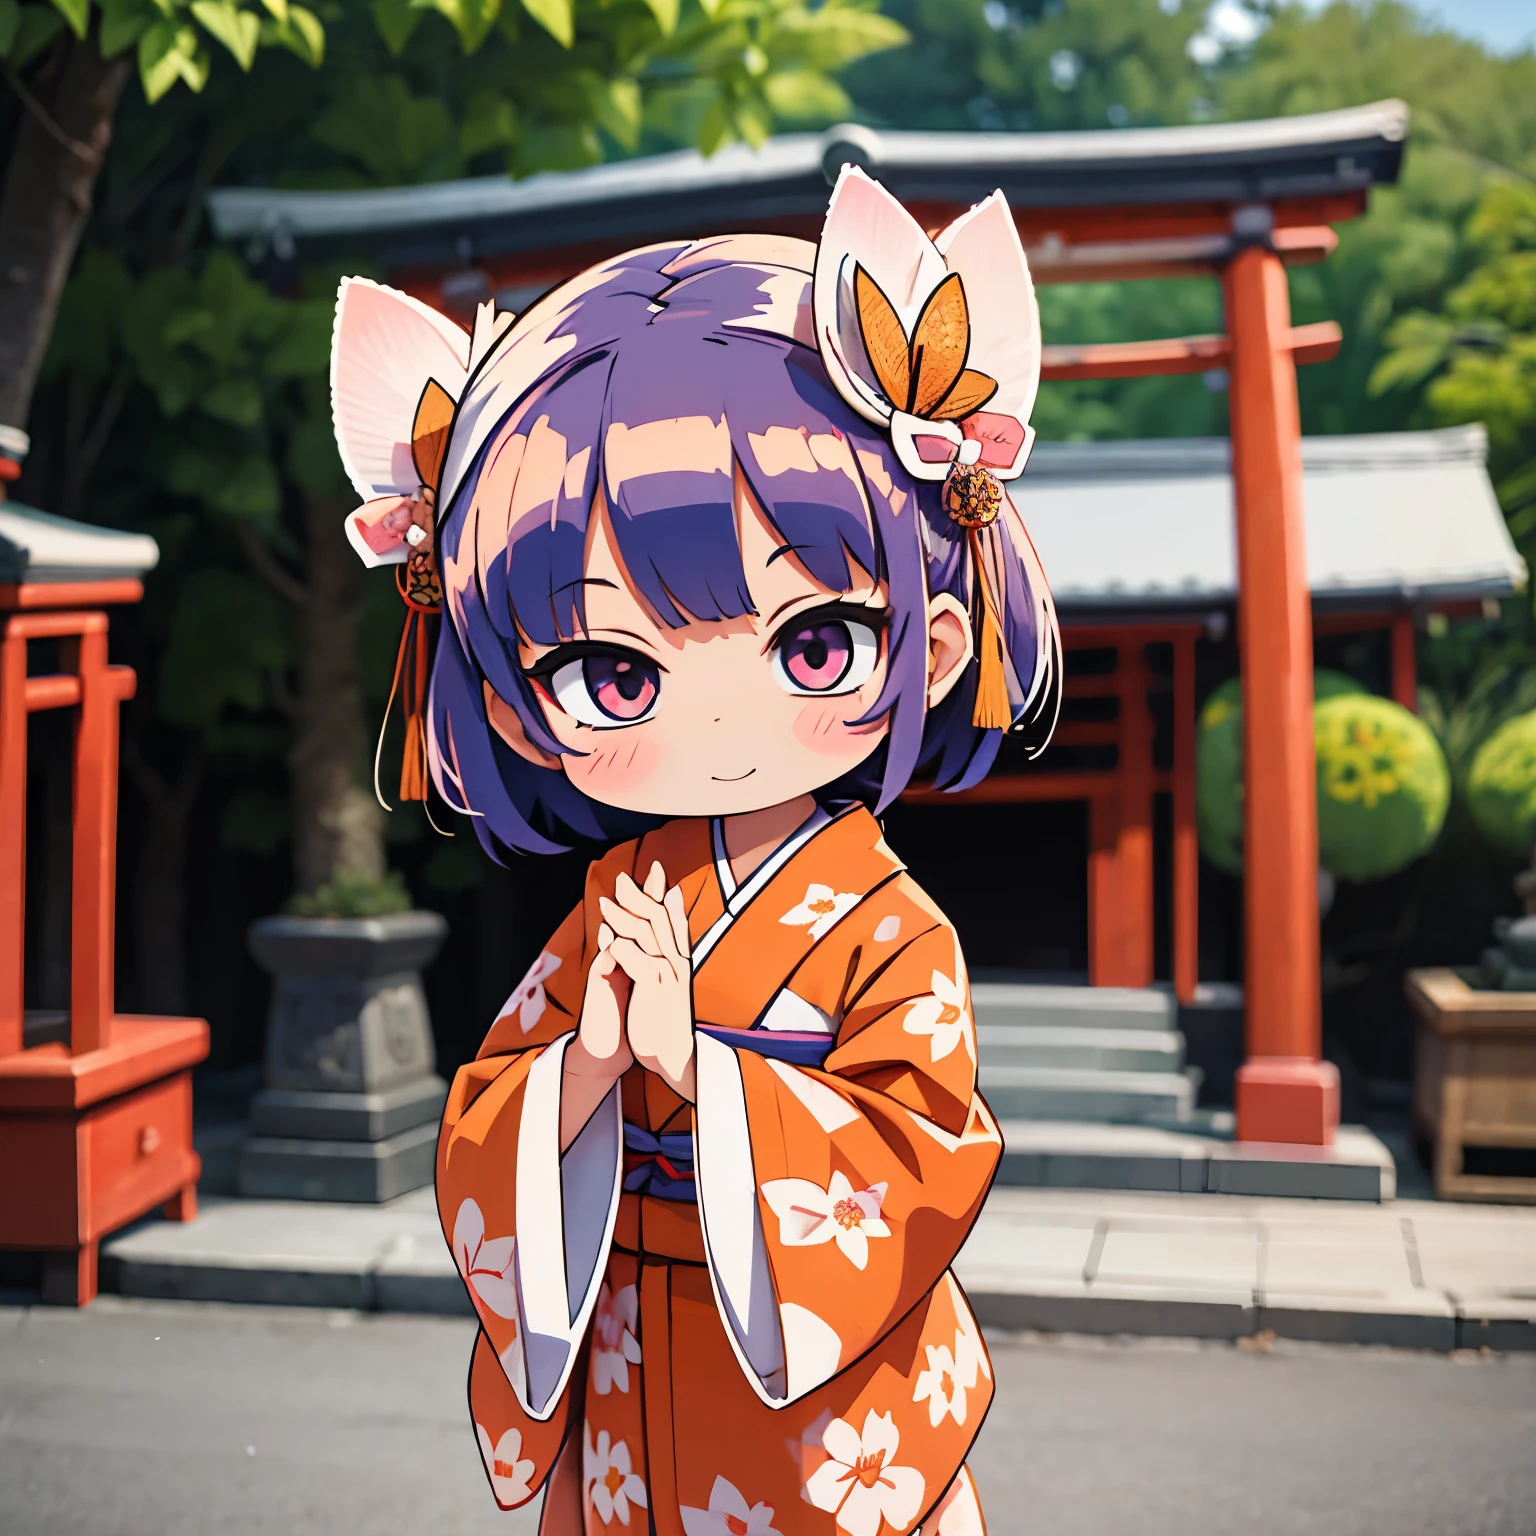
[437,805,1001,1536]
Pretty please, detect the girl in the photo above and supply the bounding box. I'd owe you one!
[331,167,1060,1536]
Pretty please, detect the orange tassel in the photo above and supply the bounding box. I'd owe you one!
[372,379,455,812]
[969,528,1012,731]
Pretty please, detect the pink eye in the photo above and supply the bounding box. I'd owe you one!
[773,616,881,696]
[545,650,660,727]
[782,622,853,690]
[584,655,658,721]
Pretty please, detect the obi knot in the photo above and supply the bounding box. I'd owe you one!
[623,1122,696,1203]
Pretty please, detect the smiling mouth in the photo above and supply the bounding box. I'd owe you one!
[711,769,757,782]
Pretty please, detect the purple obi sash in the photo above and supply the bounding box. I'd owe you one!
[696,1023,837,1068]
[622,1123,696,1202]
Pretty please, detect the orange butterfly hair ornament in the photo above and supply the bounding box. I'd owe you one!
[813,165,1051,733]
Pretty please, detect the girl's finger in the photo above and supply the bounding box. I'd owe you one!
[642,860,667,902]
[598,895,665,957]
[606,936,667,986]
[611,874,683,962]
[597,921,615,951]
[663,885,690,960]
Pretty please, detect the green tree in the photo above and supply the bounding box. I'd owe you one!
[12,0,902,1015]
[843,0,1216,134]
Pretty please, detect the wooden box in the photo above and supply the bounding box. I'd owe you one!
[1406,968,1536,1204]
[0,1015,207,1302]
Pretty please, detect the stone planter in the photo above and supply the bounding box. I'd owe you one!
[238,911,448,1203]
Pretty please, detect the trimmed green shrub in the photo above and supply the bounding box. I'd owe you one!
[1467,709,1536,856]
[1196,670,1365,877]
[1313,694,1451,881]
[1196,672,1449,881]
[285,866,412,918]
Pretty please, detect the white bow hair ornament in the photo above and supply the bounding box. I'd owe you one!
[814,165,1045,728]
[330,277,512,806]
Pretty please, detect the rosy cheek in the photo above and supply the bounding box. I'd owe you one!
[793,698,862,756]
[567,730,661,792]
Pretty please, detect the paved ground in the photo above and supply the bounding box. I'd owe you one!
[2,1298,1533,1536]
[102,1184,1536,1350]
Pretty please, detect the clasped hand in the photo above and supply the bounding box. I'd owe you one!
[561,862,694,1146]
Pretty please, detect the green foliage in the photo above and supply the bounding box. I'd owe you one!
[1218,2,1536,182]
[1198,674,1453,883]
[285,865,414,916]
[843,0,1216,134]
[649,0,905,154]
[1467,710,1536,857]
[1314,693,1450,881]
[1196,670,1366,876]
[311,75,463,184]
[1419,638,1536,787]
[0,0,325,101]
[158,568,294,727]
[1032,276,1225,441]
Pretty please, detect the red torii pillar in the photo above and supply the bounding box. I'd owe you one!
[1224,239,1340,1145]
[0,574,208,1303]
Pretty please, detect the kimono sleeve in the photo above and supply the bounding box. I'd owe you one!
[436,895,621,1456]
[691,912,999,1408]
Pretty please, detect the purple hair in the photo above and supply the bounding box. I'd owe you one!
[428,238,1060,858]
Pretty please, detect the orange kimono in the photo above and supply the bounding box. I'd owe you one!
[437,804,1001,1535]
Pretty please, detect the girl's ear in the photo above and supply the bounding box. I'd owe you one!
[483,681,563,770]
[926,593,974,710]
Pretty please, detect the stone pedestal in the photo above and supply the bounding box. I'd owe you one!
[239,911,448,1203]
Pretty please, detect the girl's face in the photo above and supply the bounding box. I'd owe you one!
[504,468,918,819]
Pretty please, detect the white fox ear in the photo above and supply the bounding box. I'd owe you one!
[469,298,516,376]
[933,192,1042,450]
[812,168,1041,483]
[330,276,471,503]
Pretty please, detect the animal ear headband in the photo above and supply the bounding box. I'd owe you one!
[330,171,1046,804]
[813,165,1043,729]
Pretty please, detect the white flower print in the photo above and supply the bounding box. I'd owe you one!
[681,1475,782,1535]
[475,1423,536,1506]
[912,1342,968,1427]
[947,1280,992,1387]
[592,1282,642,1395]
[761,1170,891,1271]
[452,1197,518,1319]
[501,949,562,1033]
[805,1410,926,1536]
[787,1408,835,1503]
[584,1422,649,1526]
[901,969,973,1063]
[928,1470,985,1536]
[873,914,902,944]
[779,884,860,941]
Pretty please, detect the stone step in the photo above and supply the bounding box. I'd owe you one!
[979,1064,1196,1123]
[991,1120,1397,1200]
[977,1023,1185,1073]
[971,982,1177,1034]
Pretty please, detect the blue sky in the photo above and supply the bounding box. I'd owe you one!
[1208,0,1535,56]
[1351,0,1535,52]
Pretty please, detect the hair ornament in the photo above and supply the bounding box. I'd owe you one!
[813,167,1042,729]
[330,276,492,810]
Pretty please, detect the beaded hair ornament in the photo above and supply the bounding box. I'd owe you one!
[813,165,1043,729]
